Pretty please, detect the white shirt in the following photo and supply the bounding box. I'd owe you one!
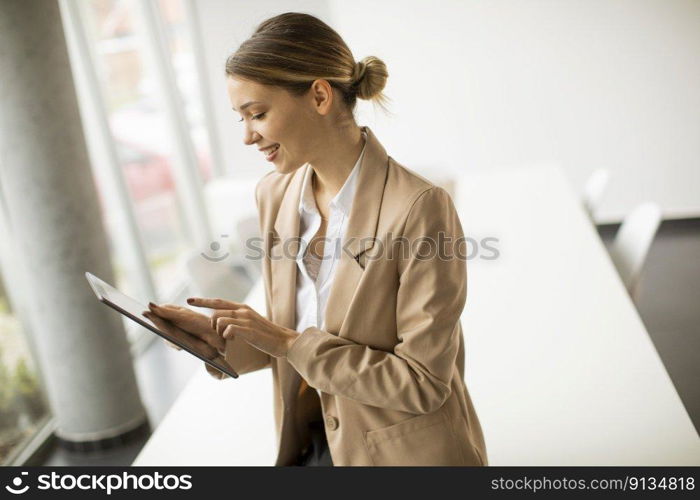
[295,131,367,345]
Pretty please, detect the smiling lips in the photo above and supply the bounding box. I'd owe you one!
[260,143,280,161]
[259,144,279,154]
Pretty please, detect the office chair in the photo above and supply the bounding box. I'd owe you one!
[582,168,609,221]
[609,202,662,300]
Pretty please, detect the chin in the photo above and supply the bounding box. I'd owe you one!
[275,161,305,175]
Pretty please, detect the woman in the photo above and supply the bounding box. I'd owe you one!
[145,12,487,467]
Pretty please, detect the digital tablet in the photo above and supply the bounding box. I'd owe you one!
[85,271,238,378]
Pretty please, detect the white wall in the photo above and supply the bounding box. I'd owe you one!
[198,0,700,223]
[196,0,333,178]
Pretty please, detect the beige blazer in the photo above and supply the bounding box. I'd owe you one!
[208,125,488,466]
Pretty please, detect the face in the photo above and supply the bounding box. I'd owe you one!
[227,76,332,174]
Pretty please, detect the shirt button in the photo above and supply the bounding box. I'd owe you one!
[325,415,339,431]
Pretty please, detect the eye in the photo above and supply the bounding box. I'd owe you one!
[237,112,266,123]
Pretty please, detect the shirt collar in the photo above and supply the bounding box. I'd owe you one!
[298,130,368,218]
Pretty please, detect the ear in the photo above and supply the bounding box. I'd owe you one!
[309,79,334,116]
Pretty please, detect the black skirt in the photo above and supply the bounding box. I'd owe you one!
[296,420,333,466]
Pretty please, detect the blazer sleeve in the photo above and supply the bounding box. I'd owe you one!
[286,186,466,414]
[204,179,273,380]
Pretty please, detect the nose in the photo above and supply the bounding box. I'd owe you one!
[243,125,260,146]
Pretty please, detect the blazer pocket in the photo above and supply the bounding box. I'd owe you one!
[363,410,463,466]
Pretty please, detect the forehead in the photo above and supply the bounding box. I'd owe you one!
[227,77,279,110]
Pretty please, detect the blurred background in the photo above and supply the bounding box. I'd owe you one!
[0,0,698,466]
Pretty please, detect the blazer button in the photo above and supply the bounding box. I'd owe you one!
[325,415,339,431]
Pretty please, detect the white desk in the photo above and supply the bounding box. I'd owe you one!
[133,278,277,466]
[134,164,699,466]
[456,164,698,465]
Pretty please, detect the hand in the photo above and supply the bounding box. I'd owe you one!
[144,302,225,354]
[143,310,234,379]
[186,297,301,358]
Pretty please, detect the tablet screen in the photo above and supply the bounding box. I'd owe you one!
[85,272,238,378]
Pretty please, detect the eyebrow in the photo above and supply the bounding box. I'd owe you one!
[232,101,263,112]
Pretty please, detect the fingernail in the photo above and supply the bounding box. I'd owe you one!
[187,298,194,304]
[148,302,158,309]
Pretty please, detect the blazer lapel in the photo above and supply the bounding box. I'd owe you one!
[270,165,307,328]
[268,126,389,406]
[270,165,307,405]
[270,125,389,335]
[323,126,389,334]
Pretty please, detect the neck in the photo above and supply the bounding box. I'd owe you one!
[308,124,365,197]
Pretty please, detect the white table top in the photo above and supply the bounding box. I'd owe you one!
[134,164,699,466]
[134,278,277,466]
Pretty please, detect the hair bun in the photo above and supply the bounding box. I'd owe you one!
[353,56,388,101]
[351,61,367,85]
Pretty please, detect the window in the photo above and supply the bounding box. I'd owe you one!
[158,0,214,184]
[81,0,213,297]
[0,272,49,464]
[0,0,219,465]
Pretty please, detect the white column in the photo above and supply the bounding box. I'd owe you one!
[0,0,147,443]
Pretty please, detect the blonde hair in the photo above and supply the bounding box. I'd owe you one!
[225,12,389,114]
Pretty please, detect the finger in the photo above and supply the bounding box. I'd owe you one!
[223,323,254,341]
[223,324,239,341]
[216,317,246,337]
[151,303,180,310]
[216,317,231,337]
[163,339,182,351]
[144,311,175,332]
[148,302,179,320]
[204,321,227,351]
[146,311,220,357]
[150,304,205,333]
[207,355,235,378]
[146,314,183,343]
[210,310,234,331]
[187,297,244,310]
[154,320,216,358]
[154,308,222,350]
[148,302,181,319]
[146,312,173,334]
[143,311,159,323]
[210,310,224,330]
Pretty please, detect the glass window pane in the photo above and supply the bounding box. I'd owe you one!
[0,274,49,464]
[84,0,197,297]
[159,0,213,184]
